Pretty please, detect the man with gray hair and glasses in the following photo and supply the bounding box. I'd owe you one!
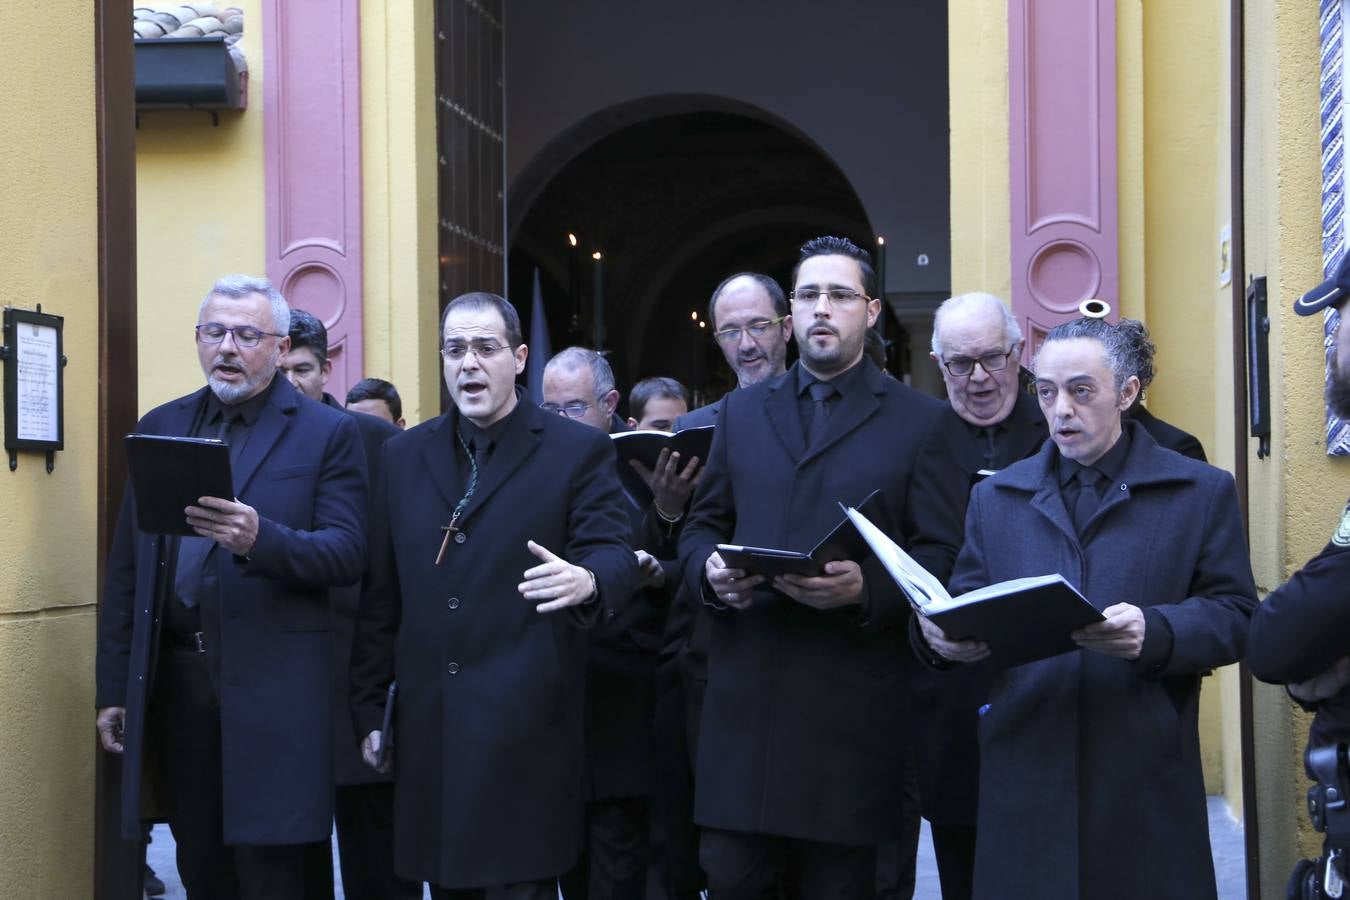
[908,292,1048,900]
[96,274,368,898]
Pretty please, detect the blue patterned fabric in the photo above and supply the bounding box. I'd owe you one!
[1319,0,1350,454]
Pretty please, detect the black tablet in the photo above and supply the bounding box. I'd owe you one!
[124,433,234,536]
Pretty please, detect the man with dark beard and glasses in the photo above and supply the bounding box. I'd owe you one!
[1248,254,1350,899]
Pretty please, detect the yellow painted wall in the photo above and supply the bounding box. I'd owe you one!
[361,0,441,426]
[948,0,1010,300]
[135,0,266,415]
[0,7,100,897]
[1242,2,1349,892]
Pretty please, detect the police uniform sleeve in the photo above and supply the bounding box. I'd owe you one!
[1248,504,1350,684]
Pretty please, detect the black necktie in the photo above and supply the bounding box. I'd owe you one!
[807,381,837,447]
[977,427,996,467]
[1072,466,1102,536]
[175,407,242,608]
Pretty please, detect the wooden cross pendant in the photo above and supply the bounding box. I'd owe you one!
[435,524,459,566]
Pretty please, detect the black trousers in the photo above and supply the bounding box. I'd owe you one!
[874,745,922,900]
[650,670,704,900]
[332,782,423,900]
[559,796,651,900]
[152,647,332,900]
[700,828,877,900]
[428,879,556,899]
[930,823,977,900]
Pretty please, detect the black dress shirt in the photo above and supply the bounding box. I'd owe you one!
[1056,427,1132,527]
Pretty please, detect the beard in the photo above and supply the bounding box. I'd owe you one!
[1328,352,1350,420]
[206,347,278,404]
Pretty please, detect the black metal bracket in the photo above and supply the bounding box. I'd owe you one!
[1247,275,1272,460]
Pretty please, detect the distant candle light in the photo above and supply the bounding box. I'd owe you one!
[691,310,698,321]
[698,321,706,329]
[592,251,602,261]
[567,233,578,247]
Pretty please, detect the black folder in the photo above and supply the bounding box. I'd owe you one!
[612,426,715,502]
[125,433,234,536]
[922,576,1103,668]
[716,490,884,578]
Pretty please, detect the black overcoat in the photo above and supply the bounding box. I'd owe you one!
[949,424,1256,899]
[350,397,638,889]
[95,380,368,842]
[679,362,962,845]
[321,393,402,787]
[908,391,1047,826]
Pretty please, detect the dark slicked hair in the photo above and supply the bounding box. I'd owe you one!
[288,308,329,364]
[792,235,876,298]
[438,292,523,348]
[346,377,402,421]
[707,272,788,327]
[1035,316,1137,392]
[629,376,690,423]
[1114,318,1156,400]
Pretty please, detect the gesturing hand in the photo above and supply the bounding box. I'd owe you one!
[631,448,702,518]
[1071,602,1146,660]
[1289,657,1350,704]
[361,730,392,774]
[773,560,865,610]
[705,551,763,610]
[635,550,665,590]
[518,540,596,613]
[185,495,259,556]
[917,615,991,663]
[96,707,126,754]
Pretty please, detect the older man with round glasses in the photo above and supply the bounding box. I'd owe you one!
[906,292,1049,900]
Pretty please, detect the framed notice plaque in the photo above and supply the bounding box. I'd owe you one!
[2,306,65,471]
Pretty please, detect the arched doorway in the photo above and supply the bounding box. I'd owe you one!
[507,96,888,409]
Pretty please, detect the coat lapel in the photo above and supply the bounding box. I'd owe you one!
[764,372,806,463]
[233,379,296,494]
[419,413,465,510]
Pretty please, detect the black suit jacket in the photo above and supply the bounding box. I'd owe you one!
[96,377,368,842]
[350,395,637,888]
[679,362,962,844]
[908,390,1048,825]
[1127,404,1207,462]
[321,393,402,787]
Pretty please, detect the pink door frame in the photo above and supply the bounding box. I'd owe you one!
[262,0,364,400]
[1008,0,1119,357]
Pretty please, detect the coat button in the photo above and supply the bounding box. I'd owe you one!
[447,597,460,610]
[454,532,467,544]
[447,662,460,675]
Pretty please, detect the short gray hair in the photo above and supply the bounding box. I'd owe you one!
[200,275,290,334]
[544,346,616,397]
[931,292,1023,356]
[1034,317,1136,392]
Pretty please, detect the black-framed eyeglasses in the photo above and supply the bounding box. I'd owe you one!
[196,322,286,348]
[713,315,788,344]
[539,400,592,418]
[789,288,868,305]
[942,349,1015,377]
[441,341,508,362]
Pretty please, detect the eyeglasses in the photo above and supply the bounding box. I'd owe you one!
[942,349,1015,377]
[789,288,869,306]
[441,341,508,362]
[713,315,788,344]
[196,322,285,348]
[539,401,592,418]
